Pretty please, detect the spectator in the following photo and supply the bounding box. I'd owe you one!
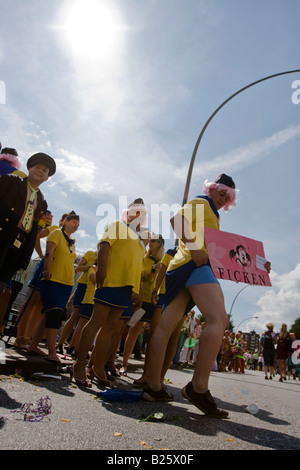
[260,322,277,380]
[276,323,292,382]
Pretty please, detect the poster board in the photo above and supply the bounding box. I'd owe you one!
[204,227,271,286]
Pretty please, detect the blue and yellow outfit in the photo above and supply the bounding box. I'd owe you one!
[79,267,96,319]
[93,220,145,309]
[73,250,97,308]
[139,254,161,321]
[155,247,177,308]
[0,159,27,177]
[40,228,76,329]
[164,196,220,309]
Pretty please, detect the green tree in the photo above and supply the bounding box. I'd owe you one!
[290,317,300,339]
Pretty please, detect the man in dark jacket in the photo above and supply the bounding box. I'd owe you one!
[0,152,56,292]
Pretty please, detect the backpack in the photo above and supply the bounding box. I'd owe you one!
[261,331,274,350]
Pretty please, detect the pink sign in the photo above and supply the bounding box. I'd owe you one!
[204,227,272,286]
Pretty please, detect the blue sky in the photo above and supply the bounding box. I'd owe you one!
[1,0,299,334]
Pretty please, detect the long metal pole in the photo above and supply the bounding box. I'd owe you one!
[182,69,300,206]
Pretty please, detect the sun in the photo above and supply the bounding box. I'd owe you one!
[61,0,122,60]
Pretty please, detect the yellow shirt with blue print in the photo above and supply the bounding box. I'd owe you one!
[77,250,97,284]
[46,229,76,286]
[100,220,145,295]
[81,267,96,304]
[168,197,219,272]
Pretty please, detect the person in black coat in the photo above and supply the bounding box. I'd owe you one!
[0,152,55,291]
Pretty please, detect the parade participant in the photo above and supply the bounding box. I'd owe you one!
[218,330,232,372]
[13,214,69,350]
[119,235,164,377]
[86,231,150,379]
[27,212,79,363]
[276,323,292,382]
[260,322,277,380]
[72,199,147,387]
[233,330,245,373]
[173,309,194,365]
[0,153,55,326]
[143,174,241,417]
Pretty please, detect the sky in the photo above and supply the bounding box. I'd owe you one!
[0,0,299,334]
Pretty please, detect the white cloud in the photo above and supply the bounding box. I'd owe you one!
[246,263,300,333]
[192,123,300,178]
[76,229,93,239]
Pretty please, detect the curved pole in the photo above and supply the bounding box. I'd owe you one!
[235,315,259,332]
[182,69,300,206]
[229,284,251,318]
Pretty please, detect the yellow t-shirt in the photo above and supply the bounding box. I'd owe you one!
[77,250,97,284]
[47,224,59,235]
[13,169,27,177]
[81,267,96,305]
[168,197,220,272]
[46,229,77,286]
[140,255,159,303]
[158,251,174,295]
[100,220,145,295]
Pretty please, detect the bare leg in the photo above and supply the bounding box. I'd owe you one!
[121,321,145,371]
[134,308,162,384]
[71,317,89,352]
[187,283,228,392]
[15,291,42,348]
[46,328,60,361]
[91,308,124,380]
[57,307,80,346]
[161,317,185,381]
[73,303,111,381]
[27,314,47,356]
[146,290,191,391]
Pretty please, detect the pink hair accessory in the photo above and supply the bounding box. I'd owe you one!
[0,152,22,170]
[202,180,237,212]
[122,204,148,226]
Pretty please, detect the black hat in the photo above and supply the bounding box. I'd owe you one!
[128,198,145,207]
[27,152,56,176]
[1,147,18,156]
[64,210,80,221]
[215,174,235,188]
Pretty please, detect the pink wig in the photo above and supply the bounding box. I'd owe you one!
[0,152,22,170]
[202,179,237,212]
[122,203,148,226]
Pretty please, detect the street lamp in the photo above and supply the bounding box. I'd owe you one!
[229,284,251,317]
[182,69,300,206]
[235,316,259,332]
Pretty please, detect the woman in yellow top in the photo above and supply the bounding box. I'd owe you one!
[14,213,69,350]
[73,198,147,387]
[143,174,237,417]
[27,212,80,363]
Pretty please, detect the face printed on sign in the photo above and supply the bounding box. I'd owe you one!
[229,245,252,268]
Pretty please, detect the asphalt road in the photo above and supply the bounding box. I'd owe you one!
[1,357,300,455]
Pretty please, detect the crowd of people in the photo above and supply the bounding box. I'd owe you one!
[171,314,299,382]
[2,143,297,421]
